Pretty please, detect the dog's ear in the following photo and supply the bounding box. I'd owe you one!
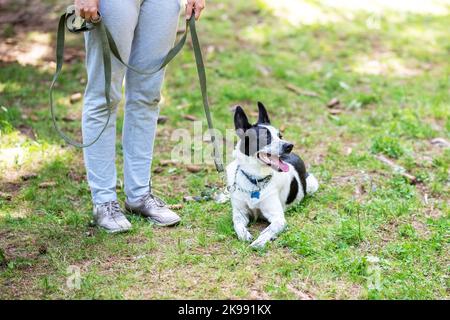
[257,101,270,124]
[234,106,251,136]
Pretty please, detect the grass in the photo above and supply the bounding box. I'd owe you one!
[0,0,449,299]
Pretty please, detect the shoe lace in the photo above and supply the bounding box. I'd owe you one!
[100,200,123,217]
[143,193,166,208]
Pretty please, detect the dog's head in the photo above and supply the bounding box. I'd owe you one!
[234,102,294,172]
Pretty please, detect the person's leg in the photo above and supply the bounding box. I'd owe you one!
[123,0,182,202]
[82,0,140,204]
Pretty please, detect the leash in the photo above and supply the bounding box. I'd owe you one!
[49,6,224,174]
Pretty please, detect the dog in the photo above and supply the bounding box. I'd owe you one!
[226,102,319,248]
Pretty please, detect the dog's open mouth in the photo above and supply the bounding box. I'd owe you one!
[257,152,289,172]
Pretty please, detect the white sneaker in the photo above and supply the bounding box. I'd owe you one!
[125,193,181,227]
[93,201,132,233]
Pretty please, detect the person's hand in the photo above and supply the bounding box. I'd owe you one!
[186,0,206,20]
[74,0,99,22]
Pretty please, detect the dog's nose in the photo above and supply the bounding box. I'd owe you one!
[283,143,294,154]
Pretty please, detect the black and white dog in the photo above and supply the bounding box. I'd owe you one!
[226,102,319,248]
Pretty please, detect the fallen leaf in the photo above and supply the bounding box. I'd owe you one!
[186,165,202,173]
[153,166,164,174]
[329,109,343,115]
[286,84,319,97]
[168,204,183,210]
[62,115,77,122]
[326,98,340,108]
[157,115,168,124]
[431,138,450,148]
[70,92,83,104]
[38,181,57,188]
[21,173,38,181]
[183,114,197,121]
[17,124,36,140]
[160,159,179,166]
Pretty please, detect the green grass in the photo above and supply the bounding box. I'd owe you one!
[0,0,449,299]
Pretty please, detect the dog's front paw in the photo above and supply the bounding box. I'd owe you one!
[237,230,253,242]
[250,237,270,249]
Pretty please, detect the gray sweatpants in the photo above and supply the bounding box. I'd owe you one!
[82,0,182,204]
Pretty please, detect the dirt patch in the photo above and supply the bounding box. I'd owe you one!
[0,0,69,37]
[0,0,76,66]
[0,182,22,200]
[0,181,21,193]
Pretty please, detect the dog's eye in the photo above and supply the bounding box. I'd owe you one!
[278,133,283,139]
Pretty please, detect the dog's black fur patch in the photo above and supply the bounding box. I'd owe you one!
[286,177,299,204]
[280,153,307,196]
[235,104,273,156]
[257,101,270,124]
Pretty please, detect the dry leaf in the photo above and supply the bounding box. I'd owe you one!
[183,114,197,121]
[329,109,342,115]
[70,92,83,104]
[168,204,183,210]
[153,166,164,174]
[186,165,202,173]
[431,138,450,148]
[286,84,319,97]
[159,159,179,166]
[326,98,340,108]
[38,181,57,188]
[157,115,168,124]
[21,173,38,181]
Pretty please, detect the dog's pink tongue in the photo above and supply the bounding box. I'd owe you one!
[279,160,289,172]
[271,156,289,172]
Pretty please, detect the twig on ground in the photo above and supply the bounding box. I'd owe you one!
[285,84,319,97]
[430,138,450,148]
[375,154,417,184]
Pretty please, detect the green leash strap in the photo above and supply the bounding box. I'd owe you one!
[189,16,224,173]
[50,13,113,148]
[105,19,189,75]
[50,11,224,172]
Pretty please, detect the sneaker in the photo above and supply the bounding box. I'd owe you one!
[93,200,132,233]
[125,193,181,227]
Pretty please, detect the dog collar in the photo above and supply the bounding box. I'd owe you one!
[228,166,272,200]
[239,169,272,186]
